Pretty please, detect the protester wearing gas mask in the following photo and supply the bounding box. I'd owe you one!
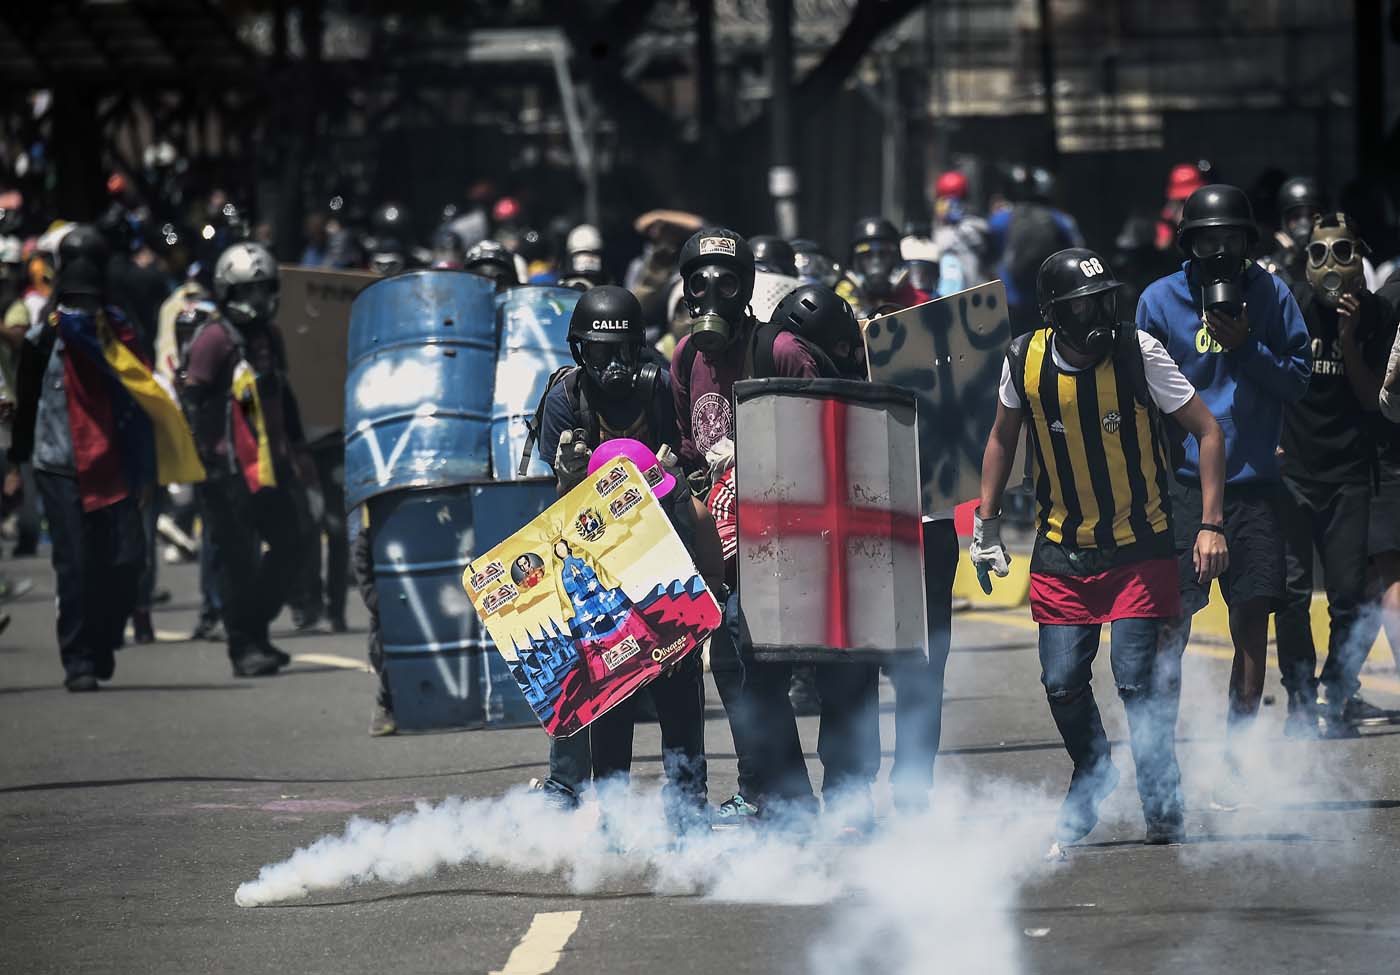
[977,248,1227,846]
[521,284,677,811]
[1264,178,1381,295]
[1261,177,1326,288]
[1137,184,1310,778]
[1278,214,1393,739]
[836,217,903,318]
[183,242,312,678]
[670,228,827,826]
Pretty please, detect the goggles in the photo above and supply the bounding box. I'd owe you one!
[1307,238,1359,267]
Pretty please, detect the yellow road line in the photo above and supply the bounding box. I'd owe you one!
[963,608,1400,696]
[490,911,583,975]
[289,653,373,673]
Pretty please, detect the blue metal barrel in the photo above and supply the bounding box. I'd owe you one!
[492,286,579,479]
[368,478,557,730]
[344,271,498,509]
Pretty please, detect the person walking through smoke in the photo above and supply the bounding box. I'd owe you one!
[975,247,1228,845]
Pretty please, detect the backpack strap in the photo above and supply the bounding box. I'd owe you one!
[1112,323,1152,410]
[677,335,699,394]
[569,369,601,447]
[517,364,578,477]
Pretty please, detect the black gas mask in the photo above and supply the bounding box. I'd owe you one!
[1190,227,1248,316]
[1051,288,1118,359]
[852,239,899,294]
[223,279,280,327]
[577,338,640,399]
[1284,207,1321,253]
[685,263,748,355]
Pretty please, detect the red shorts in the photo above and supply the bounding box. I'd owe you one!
[1029,557,1181,625]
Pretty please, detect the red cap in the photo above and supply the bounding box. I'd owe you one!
[934,170,968,200]
[1166,163,1204,201]
[492,197,520,222]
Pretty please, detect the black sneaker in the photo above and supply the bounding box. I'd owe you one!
[1055,759,1121,844]
[292,606,323,631]
[330,614,349,634]
[1144,816,1185,845]
[259,641,292,667]
[1317,712,1361,739]
[65,674,100,692]
[1343,694,1394,728]
[190,617,223,642]
[232,649,283,677]
[1318,687,1361,739]
[131,610,155,645]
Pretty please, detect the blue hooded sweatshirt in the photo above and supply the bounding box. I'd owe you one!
[1136,261,1310,485]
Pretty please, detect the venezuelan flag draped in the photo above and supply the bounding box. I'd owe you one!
[230,359,277,494]
[57,307,205,512]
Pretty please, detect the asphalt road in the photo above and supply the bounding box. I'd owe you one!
[5,552,1400,974]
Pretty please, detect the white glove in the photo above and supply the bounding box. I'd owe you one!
[969,508,1010,594]
[704,437,735,482]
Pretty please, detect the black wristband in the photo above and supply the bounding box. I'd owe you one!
[1200,523,1226,536]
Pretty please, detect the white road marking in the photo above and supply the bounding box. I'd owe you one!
[289,653,373,672]
[490,911,582,975]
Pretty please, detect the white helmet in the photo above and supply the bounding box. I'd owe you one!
[213,242,279,325]
[566,223,603,255]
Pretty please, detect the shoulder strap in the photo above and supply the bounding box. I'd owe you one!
[571,369,602,446]
[1112,323,1152,410]
[678,336,699,393]
[516,364,578,477]
[1006,332,1033,408]
[751,323,781,379]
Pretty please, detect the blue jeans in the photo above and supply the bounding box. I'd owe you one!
[709,590,816,807]
[886,520,958,797]
[1039,617,1183,824]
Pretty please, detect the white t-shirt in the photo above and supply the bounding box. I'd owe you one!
[999,331,1196,415]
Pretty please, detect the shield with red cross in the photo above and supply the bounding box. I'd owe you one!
[734,378,928,663]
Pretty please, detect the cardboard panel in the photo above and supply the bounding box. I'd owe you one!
[862,280,1012,516]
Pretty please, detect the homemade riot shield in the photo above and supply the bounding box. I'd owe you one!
[751,270,801,323]
[735,378,927,663]
[862,280,1011,516]
[344,270,498,508]
[369,478,555,730]
[493,286,579,479]
[276,265,375,442]
[464,458,722,737]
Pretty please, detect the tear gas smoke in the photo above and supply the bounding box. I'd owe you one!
[236,776,1059,975]
[235,624,1386,974]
